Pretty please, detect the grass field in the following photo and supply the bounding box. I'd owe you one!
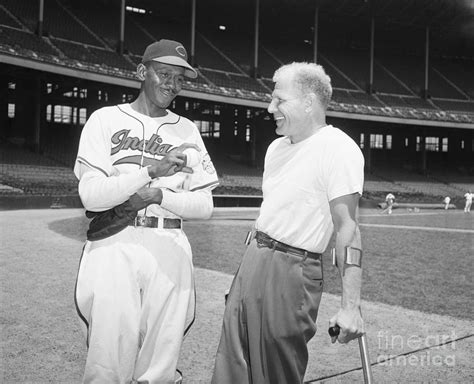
[1,207,473,383]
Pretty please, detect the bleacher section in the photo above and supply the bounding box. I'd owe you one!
[43,0,102,46]
[370,166,469,197]
[2,143,471,202]
[195,34,238,73]
[0,26,57,57]
[0,5,22,28]
[1,0,38,32]
[0,163,78,195]
[201,29,254,74]
[68,0,121,48]
[432,59,474,99]
[0,143,77,196]
[0,0,473,123]
[432,99,474,114]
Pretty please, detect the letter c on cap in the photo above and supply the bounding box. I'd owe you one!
[176,46,186,57]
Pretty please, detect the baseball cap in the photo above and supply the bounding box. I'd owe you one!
[142,39,197,79]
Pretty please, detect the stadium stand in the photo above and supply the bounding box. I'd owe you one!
[0,26,57,57]
[0,5,22,28]
[431,58,474,99]
[195,33,242,73]
[432,99,474,114]
[3,141,471,203]
[0,0,472,207]
[0,142,77,196]
[1,0,38,32]
[66,0,121,48]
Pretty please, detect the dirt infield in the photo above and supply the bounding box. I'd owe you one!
[1,208,473,383]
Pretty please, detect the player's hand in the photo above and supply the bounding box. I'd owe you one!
[329,307,364,344]
[129,187,163,210]
[148,152,191,178]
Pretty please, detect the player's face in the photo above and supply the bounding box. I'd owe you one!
[267,76,307,141]
[143,62,185,109]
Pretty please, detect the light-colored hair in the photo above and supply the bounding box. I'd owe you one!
[273,62,332,110]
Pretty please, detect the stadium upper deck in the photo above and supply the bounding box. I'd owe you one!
[0,0,473,125]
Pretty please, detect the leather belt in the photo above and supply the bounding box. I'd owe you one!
[255,231,321,261]
[129,216,182,229]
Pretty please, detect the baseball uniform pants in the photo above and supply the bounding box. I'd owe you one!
[212,239,324,384]
[75,226,195,384]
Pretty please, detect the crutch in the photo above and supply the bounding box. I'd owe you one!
[328,325,374,384]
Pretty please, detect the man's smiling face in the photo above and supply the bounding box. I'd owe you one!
[267,75,307,138]
[143,62,185,109]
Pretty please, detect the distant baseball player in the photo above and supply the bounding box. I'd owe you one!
[443,196,451,210]
[74,39,218,384]
[464,190,472,213]
[212,62,365,383]
[384,192,395,214]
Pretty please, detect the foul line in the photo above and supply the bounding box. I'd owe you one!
[360,223,474,234]
[305,333,474,383]
[361,212,442,217]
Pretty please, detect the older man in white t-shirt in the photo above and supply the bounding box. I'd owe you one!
[212,62,365,384]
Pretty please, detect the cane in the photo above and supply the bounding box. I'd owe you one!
[328,325,374,384]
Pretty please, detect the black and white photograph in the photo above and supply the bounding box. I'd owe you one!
[1,0,473,383]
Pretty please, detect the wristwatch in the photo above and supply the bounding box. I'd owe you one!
[331,246,363,267]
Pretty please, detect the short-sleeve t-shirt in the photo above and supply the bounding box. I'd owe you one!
[256,125,364,253]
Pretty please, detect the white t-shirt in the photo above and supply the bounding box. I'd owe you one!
[256,125,364,253]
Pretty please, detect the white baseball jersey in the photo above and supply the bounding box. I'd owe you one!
[256,125,364,253]
[74,103,218,383]
[74,103,219,214]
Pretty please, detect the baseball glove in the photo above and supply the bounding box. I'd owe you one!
[86,200,138,241]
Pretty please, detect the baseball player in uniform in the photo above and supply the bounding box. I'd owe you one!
[464,190,472,212]
[385,192,395,214]
[443,196,451,210]
[74,39,218,384]
[211,62,365,383]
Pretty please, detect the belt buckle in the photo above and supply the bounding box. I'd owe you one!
[135,216,146,227]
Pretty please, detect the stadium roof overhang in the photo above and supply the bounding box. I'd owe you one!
[2,52,473,129]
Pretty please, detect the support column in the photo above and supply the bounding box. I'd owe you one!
[313,2,319,63]
[37,0,44,36]
[33,76,42,153]
[118,0,126,54]
[423,25,430,99]
[190,0,196,66]
[368,16,375,94]
[364,132,372,173]
[420,135,427,174]
[252,0,260,78]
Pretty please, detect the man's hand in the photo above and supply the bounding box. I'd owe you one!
[148,143,201,178]
[129,187,163,210]
[329,307,364,344]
